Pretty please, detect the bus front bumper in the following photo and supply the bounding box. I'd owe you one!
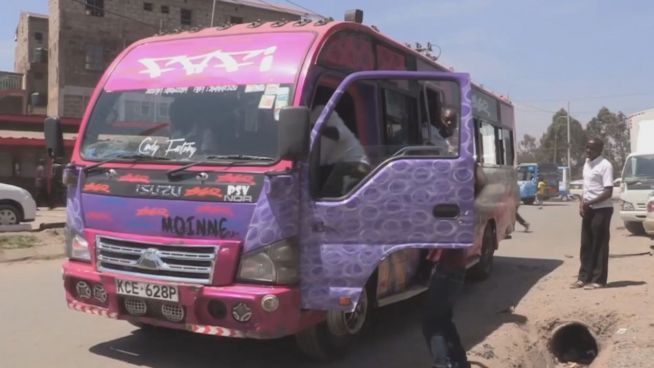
[63,261,323,339]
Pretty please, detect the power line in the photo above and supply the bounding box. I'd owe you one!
[516,92,654,103]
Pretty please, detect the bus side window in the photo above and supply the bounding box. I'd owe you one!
[311,84,371,198]
[479,122,498,165]
[379,88,419,159]
[502,128,514,166]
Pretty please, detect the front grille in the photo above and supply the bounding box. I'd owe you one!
[96,236,217,284]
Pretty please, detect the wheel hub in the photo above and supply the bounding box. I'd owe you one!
[0,209,17,225]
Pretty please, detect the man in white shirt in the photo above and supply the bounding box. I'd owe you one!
[571,138,614,290]
[311,106,370,197]
[311,106,369,166]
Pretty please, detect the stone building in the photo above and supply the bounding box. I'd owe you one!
[9,12,49,115]
[47,0,305,118]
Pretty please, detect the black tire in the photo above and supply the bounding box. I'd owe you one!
[624,221,645,236]
[0,204,20,226]
[468,225,496,281]
[523,198,535,205]
[295,288,370,361]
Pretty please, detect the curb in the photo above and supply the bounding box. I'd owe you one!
[37,222,66,231]
[0,252,66,264]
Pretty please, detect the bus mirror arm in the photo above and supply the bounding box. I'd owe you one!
[278,107,311,161]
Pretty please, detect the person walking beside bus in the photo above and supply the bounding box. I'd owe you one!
[423,248,470,368]
[571,138,614,290]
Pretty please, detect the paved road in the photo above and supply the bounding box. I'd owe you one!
[0,202,648,367]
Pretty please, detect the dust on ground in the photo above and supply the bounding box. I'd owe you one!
[462,207,654,368]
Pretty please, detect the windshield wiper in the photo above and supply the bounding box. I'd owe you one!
[206,154,275,161]
[166,155,274,178]
[83,154,172,174]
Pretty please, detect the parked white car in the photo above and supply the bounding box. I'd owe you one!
[0,183,37,226]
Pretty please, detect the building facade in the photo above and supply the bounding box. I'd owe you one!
[48,0,304,118]
[14,12,49,115]
[0,72,26,114]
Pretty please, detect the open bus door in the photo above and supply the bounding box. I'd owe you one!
[300,71,476,312]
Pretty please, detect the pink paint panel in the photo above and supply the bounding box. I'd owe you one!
[105,32,316,91]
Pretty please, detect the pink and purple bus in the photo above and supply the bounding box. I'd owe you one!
[45,11,518,360]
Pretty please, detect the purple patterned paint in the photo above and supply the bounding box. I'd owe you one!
[300,71,475,311]
[244,174,300,253]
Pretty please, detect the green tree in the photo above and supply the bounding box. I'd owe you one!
[539,109,587,177]
[586,107,630,172]
[517,134,539,163]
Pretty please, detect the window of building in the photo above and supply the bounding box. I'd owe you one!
[143,2,153,11]
[34,32,43,42]
[181,9,192,25]
[230,16,244,24]
[161,5,170,14]
[140,101,151,116]
[85,0,104,17]
[85,44,104,71]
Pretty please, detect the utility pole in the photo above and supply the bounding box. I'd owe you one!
[567,101,571,173]
[211,0,217,26]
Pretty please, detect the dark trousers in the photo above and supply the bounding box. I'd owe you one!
[578,207,613,285]
[422,267,469,368]
[516,212,528,227]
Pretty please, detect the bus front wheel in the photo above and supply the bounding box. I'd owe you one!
[295,288,370,361]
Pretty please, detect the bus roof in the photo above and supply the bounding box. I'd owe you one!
[125,19,512,106]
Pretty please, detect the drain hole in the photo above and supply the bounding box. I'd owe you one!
[549,322,598,365]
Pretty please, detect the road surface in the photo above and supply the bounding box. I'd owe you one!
[0,201,651,367]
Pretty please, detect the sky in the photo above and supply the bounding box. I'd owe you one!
[2,0,653,141]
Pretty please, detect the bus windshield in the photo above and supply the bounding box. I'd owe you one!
[517,165,536,181]
[80,84,293,162]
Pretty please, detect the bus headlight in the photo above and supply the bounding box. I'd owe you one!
[237,238,299,284]
[66,230,90,262]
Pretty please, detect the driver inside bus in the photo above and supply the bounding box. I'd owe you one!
[168,96,232,155]
[311,105,370,197]
[423,106,457,155]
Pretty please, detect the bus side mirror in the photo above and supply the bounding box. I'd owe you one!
[44,116,64,159]
[278,107,310,161]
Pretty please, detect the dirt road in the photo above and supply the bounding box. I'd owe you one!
[0,201,652,367]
